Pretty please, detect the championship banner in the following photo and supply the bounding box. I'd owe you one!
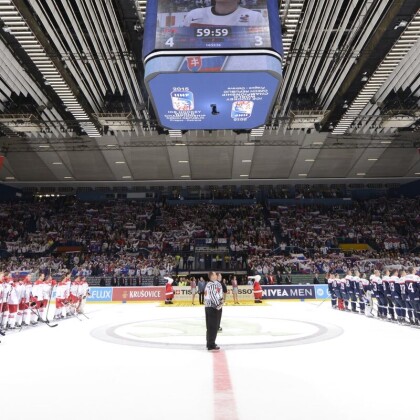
[112,287,165,302]
[0,156,4,173]
[262,285,316,300]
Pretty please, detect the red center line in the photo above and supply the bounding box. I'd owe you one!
[213,351,239,420]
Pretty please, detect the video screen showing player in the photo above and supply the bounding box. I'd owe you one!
[183,0,265,27]
[155,0,270,50]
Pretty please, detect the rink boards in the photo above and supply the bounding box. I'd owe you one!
[73,285,331,303]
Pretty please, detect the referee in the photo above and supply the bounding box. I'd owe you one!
[204,271,224,351]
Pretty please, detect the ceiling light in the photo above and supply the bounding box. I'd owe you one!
[298,174,307,177]
[5,176,15,180]
[107,144,117,147]
[415,173,420,175]
[240,174,249,177]
[174,143,186,146]
[305,159,315,162]
[115,161,126,164]
[368,158,378,161]
[380,141,392,144]
[64,176,73,179]
[38,145,50,148]
[52,162,62,165]
[178,160,189,163]
[242,160,252,163]
[180,175,190,178]
[356,173,366,176]
[122,176,132,179]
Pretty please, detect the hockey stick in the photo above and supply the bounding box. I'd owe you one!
[44,283,56,324]
[29,307,58,328]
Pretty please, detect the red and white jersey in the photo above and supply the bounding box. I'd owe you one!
[70,281,80,297]
[22,283,32,302]
[31,280,44,300]
[7,283,22,305]
[80,280,89,297]
[1,281,11,303]
[42,282,52,300]
[55,281,69,299]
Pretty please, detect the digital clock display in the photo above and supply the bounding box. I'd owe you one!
[142,0,283,55]
[194,27,231,38]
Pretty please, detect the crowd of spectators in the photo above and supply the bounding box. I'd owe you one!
[269,197,419,254]
[0,196,418,280]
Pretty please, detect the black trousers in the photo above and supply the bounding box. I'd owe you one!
[205,307,220,349]
[198,292,204,305]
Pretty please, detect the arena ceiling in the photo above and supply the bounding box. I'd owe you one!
[0,0,419,185]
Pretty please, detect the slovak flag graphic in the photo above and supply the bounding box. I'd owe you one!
[187,56,202,72]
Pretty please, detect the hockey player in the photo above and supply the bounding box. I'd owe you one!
[327,273,337,308]
[403,267,420,325]
[353,270,363,313]
[332,274,344,310]
[370,270,386,319]
[338,274,349,310]
[382,269,395,321]
[30,274,45,325]
[69,277,80,316]
[1,274,12,330]
[164,277,174,304]
[6,277,22,329]
[40,276,54,322]
[249,275,263,303]
[78,277,90,314]
[346,270,357,312]
[389,269,406,323]
[360,273,372,316]
[54,276,70,319]
[17,275,32,327]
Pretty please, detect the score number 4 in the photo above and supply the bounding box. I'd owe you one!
[164,35,263,47]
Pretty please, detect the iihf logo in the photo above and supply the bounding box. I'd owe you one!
[239,14,250,23]
[187,56,202,72]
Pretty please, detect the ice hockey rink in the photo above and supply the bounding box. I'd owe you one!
[1,300,420,420]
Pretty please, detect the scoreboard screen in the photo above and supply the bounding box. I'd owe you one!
[142,1,283,130]
[143,0,283,59]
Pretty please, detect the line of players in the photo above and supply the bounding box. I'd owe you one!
[327,267,420,325]
[0,272,90,331]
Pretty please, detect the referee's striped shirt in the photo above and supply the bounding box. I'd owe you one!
[204,281,223,308]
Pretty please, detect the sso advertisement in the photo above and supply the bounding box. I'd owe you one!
[262,285,316,300]
[112,287,165,302]
[173,285,253,301]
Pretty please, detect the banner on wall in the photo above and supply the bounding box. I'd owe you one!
[112,287,165,302]
[262,285,316,300]
[173,285,254,301]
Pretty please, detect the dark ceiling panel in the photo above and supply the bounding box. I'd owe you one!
[189,146,234,179]
[308,148,365,178]
[124,147,173,180]
[5,152,57,181]
[250,146,299,178]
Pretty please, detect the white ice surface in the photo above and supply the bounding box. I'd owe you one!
[1,301,419,420]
